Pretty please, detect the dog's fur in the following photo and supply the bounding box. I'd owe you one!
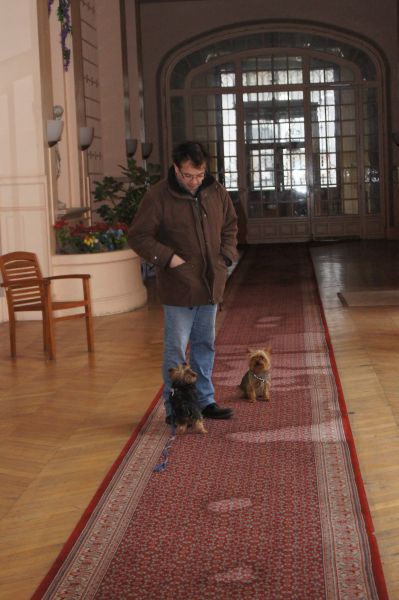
[168,363,207,434]
[239,348,272,402]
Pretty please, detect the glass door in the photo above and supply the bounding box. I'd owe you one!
[310,87,359,217]
[243,90,308,220]
[176,48,384,242]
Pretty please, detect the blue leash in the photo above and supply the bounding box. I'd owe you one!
[153,390,177,473]
[153,426,176,473]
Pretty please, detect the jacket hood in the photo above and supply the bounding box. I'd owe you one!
[167,165,215,196]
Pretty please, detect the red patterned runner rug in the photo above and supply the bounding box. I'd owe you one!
[33,244,388,600]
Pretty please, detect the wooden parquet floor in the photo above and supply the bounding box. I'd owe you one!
[0,240,399,599]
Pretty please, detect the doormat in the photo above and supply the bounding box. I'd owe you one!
[338,289,399,307]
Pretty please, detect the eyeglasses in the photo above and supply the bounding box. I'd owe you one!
[179,170,206,182]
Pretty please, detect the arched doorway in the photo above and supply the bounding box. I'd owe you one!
[163,26,387,243]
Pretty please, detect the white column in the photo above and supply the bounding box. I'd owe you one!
[0,1,52,322]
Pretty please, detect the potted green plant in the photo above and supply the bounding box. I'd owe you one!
[93,158,161,227]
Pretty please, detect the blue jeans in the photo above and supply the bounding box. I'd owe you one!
[162,304,218,417]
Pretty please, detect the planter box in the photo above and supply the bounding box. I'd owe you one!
[52,248,147,316]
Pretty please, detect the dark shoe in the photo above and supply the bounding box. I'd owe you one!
[165,415,172,425]
[202,403,233,420]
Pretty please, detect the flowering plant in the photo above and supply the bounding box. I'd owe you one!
[54,219,128,254]
[53,159,160,254]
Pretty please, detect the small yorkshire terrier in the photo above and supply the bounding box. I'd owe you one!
[239,348,272,402]
[168,363,207,434]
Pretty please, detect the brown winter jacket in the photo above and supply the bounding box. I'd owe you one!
[128,168,238,306]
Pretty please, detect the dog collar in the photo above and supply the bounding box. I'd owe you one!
[250,371,267,384]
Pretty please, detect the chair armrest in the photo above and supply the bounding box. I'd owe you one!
[45,274,91,281]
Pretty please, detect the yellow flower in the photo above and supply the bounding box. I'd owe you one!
[83,235,98,247]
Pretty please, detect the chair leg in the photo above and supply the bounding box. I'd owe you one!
[46,313,56,360]
[9,314,16,358]
[43,290,56,360]
[83,279,95,352]
[42,315,48,352]
[86,312,95,352]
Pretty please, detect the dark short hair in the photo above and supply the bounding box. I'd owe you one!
[172,141,209,168]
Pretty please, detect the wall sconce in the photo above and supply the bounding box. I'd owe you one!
[126,138,138,157]
[47,119,64,147]
[79,126,94,151]
[141,142,153,160]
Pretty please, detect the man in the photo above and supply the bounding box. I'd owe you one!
[128,141,238,422]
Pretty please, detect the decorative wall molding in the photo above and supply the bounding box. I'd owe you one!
[81,0,95,14]
[84,74,99,87]
[0,177,48,209]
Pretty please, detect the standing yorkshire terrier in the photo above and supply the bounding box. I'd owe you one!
[168,363,207,434]
[239,348,272,402]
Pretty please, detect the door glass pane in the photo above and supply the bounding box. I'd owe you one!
[311,87,359,216]
[243,90,307,218]
[363,87,380,214]
[192,93,238,195]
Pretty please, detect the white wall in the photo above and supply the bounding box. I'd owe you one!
[0,1,52,322]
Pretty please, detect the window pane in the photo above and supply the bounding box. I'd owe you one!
[310,58,355,83]
[191,63,236,88]
[170,31,376,88]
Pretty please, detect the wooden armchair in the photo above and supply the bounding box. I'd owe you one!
[0,251,94,359]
